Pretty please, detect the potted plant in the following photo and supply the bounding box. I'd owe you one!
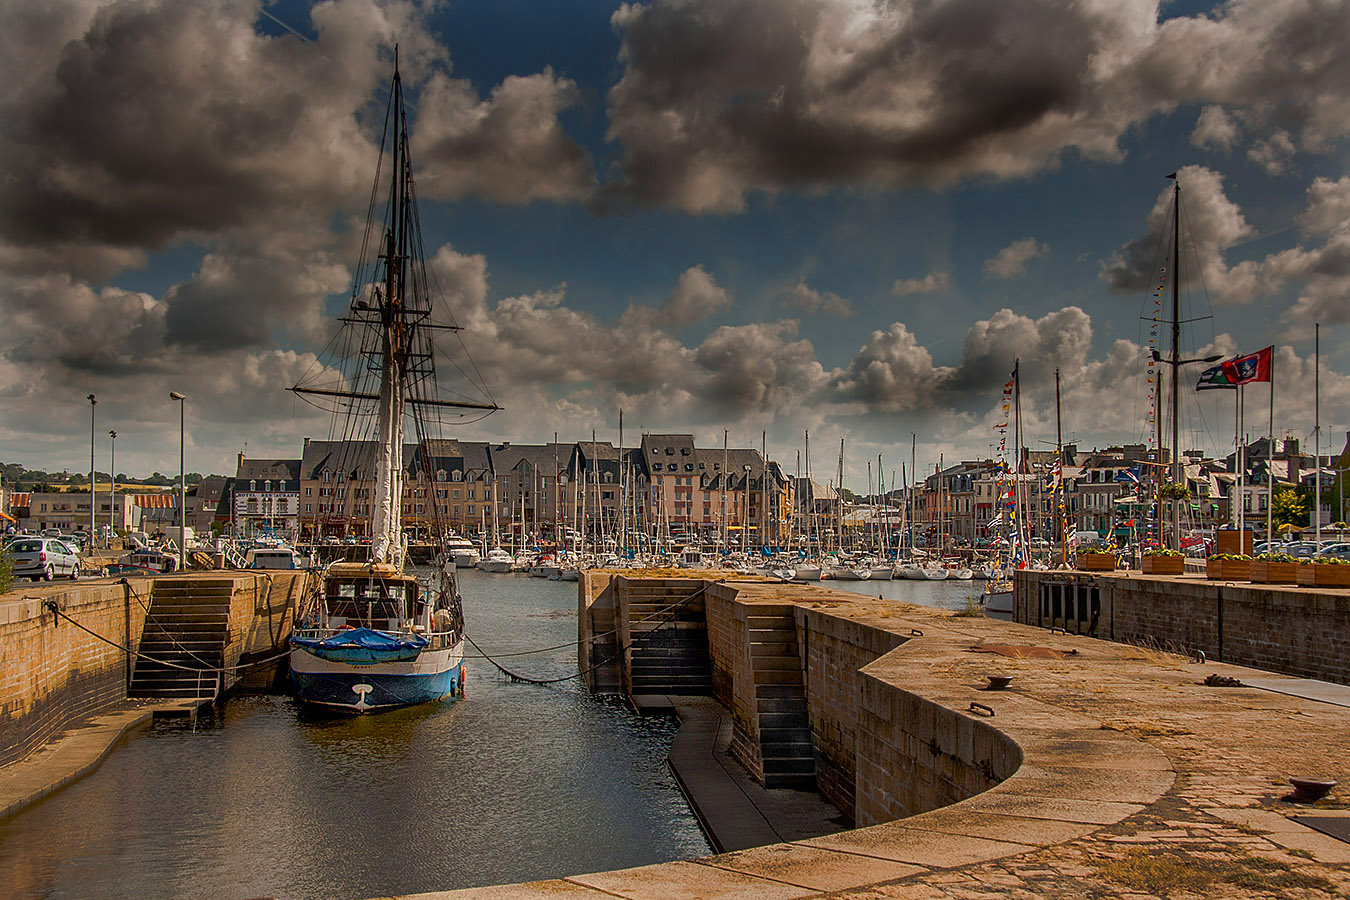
[1206,552,1251,580]
[1158,482,1191,501]
[1249,551,1298,584]
[1075,545,1116,572]
[1142,547,1184,575]
[1297,556,1350,588]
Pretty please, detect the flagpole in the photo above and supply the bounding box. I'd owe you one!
[1236,391,1242,531]
[1267,349,1274,546]
[1315,325,1321,547]
[1238,385,1245,537]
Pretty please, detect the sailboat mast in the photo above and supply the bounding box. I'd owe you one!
[1169,174,1182,550]
[838,438,845,552]
[804,430,811,549]
[370,63,409,568]
[1056,367,1065,565]
[909,433,916,557]
[1013,359,1025,560]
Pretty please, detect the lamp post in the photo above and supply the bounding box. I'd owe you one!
[87,394,97,547]
[1149,348,1223,549]
[109,430,117,543]
[169,392,186,572]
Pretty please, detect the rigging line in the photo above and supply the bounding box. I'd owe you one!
[462,582,719,660]
[119,578,220,671]
[39,600,293,674]
[463,582,716,684]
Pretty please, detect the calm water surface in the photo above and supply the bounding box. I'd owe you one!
[0,570,978,900]
[0,570,708,900]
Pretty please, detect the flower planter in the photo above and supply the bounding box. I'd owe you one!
[1075,554,1116,572]
[1249,560,1297,584]
[1206,559,1250,581]
[1296,563,1350,588]
[1143,555,1184,575]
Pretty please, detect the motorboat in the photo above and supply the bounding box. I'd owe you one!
[477,547,515,573]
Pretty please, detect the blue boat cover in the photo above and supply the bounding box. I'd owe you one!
[292,627,428,664]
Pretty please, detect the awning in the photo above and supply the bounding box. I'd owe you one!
[0,510,14,522]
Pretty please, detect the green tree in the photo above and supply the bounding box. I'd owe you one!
[0,548,13,594]
[1271,486,1309,528]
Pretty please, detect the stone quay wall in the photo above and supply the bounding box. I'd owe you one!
[0,571,311,768]
[0,579,153,769]
[1015,570,1350,683]
[794,601,908,819]
[585,577,1022,826]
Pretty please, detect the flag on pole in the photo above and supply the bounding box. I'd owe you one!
[1222,346,1273,385]
[1195,363,1238,391]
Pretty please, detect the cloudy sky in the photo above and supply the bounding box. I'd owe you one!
[1,0,1348,487]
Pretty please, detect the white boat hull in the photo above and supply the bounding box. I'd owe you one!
[289,641,464,713]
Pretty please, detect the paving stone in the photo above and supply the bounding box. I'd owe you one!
[706,843,924,892]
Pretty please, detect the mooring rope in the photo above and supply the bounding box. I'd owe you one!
[463,581,717,685]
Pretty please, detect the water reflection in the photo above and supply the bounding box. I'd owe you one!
[0,571,708,900]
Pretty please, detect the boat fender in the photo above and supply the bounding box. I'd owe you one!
[458,665,467,696]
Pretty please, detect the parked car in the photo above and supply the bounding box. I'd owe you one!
[6,538,80,581]
[1315,542,1350,562]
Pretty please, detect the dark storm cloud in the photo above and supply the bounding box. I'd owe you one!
[0,0,382,277]
[606,0,1350,212]
[0,0,597,284]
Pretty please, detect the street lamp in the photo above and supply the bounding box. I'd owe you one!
[109,430,117,544]
[169,391,186,572]
[87,394,96,548]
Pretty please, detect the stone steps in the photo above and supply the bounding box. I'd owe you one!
[745,609,816,790]
[130,588,232,701]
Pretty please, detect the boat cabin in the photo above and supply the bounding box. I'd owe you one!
[318,563,423,632]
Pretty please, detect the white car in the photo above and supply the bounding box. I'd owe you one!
[6,537,80,581]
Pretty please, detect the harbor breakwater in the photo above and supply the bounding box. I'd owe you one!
[546,572,1347,900]
[1014,570,1350,684]
[0,572,310,771]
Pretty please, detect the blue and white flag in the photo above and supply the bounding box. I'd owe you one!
[1114,465,1142,484]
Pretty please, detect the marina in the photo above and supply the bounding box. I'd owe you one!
[1,557,1348,899]
[0,571,708,899]
[1,5,1348,900]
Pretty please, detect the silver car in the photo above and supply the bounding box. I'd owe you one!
[5,537,80,581]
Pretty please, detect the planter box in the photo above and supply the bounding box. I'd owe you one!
[1249,560,1297,584]
[1075,554,1116,572]
[1296,563,1350,588]
[1142,555,1184,575]
[1206,558,1250,580]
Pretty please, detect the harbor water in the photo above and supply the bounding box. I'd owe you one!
[0,569,983,900]
[0,570,708,900]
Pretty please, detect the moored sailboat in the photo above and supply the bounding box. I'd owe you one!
[287,55,499,713]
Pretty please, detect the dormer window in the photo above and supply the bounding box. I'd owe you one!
[437,469,447,481]
[665,448,674,455]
